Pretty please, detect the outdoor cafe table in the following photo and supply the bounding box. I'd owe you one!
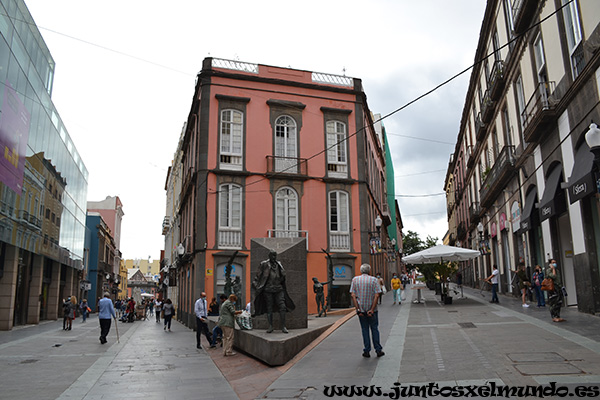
[412,284,427,303]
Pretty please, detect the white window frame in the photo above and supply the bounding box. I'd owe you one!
[515,75,526,131]
[533,33,546,79]
[220,109,243,170]
[326,120,348,177]
[275,187,298,234]
[329,190,350,251]
[218,183,242,249]
[274,115,298,173]
[561,0,583,79]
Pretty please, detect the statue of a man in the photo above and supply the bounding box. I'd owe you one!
[252,251,295,333]
[312,277,333,317]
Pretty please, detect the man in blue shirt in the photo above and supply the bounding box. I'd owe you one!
[98,293,116,344]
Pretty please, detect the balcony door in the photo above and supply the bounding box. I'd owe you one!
[274,116,297,173]
[275,187,298,237]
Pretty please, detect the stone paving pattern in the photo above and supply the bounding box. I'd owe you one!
[1,285,600,399]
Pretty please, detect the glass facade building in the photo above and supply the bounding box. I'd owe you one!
[0,0,88,329]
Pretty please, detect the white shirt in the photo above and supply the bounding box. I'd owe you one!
[491,269,499,284]
[194,297,208,319]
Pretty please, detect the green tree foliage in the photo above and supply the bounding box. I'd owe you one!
[402,231,438,274]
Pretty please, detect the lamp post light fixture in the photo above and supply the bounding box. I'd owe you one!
[585,122,600,193]
[375,215,382,235]
[477,222,484,240]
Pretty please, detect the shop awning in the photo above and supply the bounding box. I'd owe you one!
[519,187,537,232]
[538,166,563,222]
[567,143,595,204]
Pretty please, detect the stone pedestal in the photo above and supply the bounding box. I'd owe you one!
[250,238,307,330]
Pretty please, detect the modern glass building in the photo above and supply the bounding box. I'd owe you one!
[0,0,88,329]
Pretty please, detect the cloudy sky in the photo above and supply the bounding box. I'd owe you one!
[24,0,486,259]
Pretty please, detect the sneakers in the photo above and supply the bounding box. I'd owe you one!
[362,352,370,358]
[522,304,530,308]
[376,351,385,357]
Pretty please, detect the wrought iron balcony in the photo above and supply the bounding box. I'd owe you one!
[489,60,506,101]
[475,113,486,141]
[512,0,537,34]
[480,146,516,207]
[162,216,171,235]
[465,145,475,168]
[481,89,495,123]
[268,229,309,250]
[266,155,308,176]
[457,222,467,241]
[468,202,481,228]
[521,81,558,144]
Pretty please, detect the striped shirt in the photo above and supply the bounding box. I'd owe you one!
[350,273,381,313]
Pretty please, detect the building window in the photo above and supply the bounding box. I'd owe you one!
[274,115,297,173]
[561,0,584,79]
[218,183,242,249]
[533,33,547,83]
[326,121,347,177]
[220,109,243,170]
[275,187,298,236]
[329,190,350,251]
[515,74,526,133]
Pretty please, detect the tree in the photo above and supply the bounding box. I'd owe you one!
[402,231,439,273]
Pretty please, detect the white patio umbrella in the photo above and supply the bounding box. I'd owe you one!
[402,245,480,264]
[140,293,154,298]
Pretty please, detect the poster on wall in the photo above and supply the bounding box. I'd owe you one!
[0,81,30,193]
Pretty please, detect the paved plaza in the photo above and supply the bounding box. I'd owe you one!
[1,286,600,399]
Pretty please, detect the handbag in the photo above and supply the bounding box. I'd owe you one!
[541,278,554,291]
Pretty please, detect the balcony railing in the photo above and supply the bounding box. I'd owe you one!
[218,229,242,249]
[521,81,558,144]
[475,113,486,140]
[512,0,537,34]
[468,202,481,228]
[571,43,586,80]
[465,145,474,168]
[162,216,170,235]
[330,232,350,252]
[481,89,495,123]
[480,146,516,207]
[266,155,308,176]
[268,229,309,249]
[19,210,42,229]
[489,60,506,101]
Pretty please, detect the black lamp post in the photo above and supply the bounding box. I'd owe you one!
[585,122,600,193]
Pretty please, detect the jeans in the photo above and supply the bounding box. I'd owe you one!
[393,288,401,303]
[155,309,161,322]
[358,311,382,353]
[164,314,172,329]
[211,326,223,346]
[81,310,88,322]
[491,283,499,302]
[534,285,546,306]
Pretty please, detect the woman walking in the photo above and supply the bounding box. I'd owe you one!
[516,262,531,308]
[218,294,242,356]
[163,298,175,331]
[547,259,565,322]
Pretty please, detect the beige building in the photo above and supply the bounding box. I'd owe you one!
[446,0,600,314]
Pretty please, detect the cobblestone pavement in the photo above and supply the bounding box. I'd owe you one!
[1,286,600,399]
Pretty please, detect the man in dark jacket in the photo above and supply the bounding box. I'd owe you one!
[252,251,295,333]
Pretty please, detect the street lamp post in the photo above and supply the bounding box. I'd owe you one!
[585,122,600,192]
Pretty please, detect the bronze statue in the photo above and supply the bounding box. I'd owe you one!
[312,277,333,317]
[252,251,295,333]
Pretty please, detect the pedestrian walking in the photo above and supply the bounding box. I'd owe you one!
[218,294,242,356]
[376,273,385,305]
[80,299,90,322]
[484,264,500,303]
[532,265,546,307]
[163,298,174,331]
[350,263,384,358]
[64,296,77,330]
[546,259,565,323]
[62,298,71,330]
[390,273,403,305]
[516,262,531,307]
[154,298,162,323]
[97,293,116,344]
[194,292,212,349]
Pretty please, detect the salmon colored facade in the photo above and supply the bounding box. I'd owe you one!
[174,58,395,328]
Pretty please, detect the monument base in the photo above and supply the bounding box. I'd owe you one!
[208,311,350,366]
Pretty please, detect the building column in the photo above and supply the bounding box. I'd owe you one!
[26,254,44,324]
[0,245,19,330]
[47,260,60,320]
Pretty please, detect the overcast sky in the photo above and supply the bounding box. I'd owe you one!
[24,0,486,259]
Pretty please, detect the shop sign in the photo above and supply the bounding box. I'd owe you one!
[511,201,521,233]
[499,213,507,231]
